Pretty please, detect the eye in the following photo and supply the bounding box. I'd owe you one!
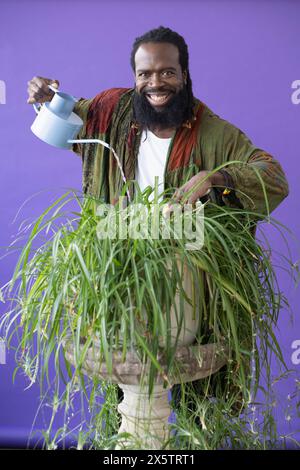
[161,70,175,77]
[137,72,149,78]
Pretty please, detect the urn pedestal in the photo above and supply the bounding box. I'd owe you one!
[64,341,228,449]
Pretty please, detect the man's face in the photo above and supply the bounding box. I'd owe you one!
[133,42,189,129]
[134,42,186,110]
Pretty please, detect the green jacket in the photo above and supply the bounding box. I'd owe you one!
[72,88,289,215]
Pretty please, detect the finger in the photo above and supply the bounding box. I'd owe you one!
[27,89,48,104]
[50,80,59,89]
[187,188,211,205]
[162,203,173,218]
[31,77,59,98]
[27,93,51,104]
[34,76,56,95]
[27,80,55,104]
[27,96,38,104]
[27,82,40,95]
[173,188,185,203]
[27,81,46,100]
[187,195,198,205]
[27,83,41,104]
[176,189,192,205]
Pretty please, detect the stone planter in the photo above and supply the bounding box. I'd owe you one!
[64,262,228,449]
[64,340,227,449]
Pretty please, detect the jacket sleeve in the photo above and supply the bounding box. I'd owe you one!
[218,124,289,216]
[71,98,93,156]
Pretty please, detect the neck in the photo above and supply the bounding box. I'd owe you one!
[148,126,176,138]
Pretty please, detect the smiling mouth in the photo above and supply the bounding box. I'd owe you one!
[146,92,173,106]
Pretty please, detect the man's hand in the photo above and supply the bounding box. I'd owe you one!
[173,170,213,205]
[27,76,60,104]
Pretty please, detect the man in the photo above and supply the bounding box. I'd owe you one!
[27,26,289,419]
[27,26,288,213]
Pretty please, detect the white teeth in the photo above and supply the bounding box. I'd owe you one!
[148,94,169,102]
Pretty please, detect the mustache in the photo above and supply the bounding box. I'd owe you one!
[141,87,175,95]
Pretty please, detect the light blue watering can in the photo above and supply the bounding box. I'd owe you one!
[31,85,83,149]
[31,85,130,200]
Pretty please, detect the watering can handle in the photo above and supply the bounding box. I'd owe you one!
[33,103,41,114]
[32,84,59,114]
[48,84,59,94]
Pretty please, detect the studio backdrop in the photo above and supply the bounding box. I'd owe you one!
[0,0,299,447]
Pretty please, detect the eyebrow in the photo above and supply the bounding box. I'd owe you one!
[136,67,177,73]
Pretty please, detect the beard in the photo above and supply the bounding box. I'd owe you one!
[132,86,190,129]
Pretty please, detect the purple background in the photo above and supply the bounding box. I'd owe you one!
[0,0,299,447]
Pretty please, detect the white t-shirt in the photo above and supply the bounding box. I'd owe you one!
[135,129,172,197]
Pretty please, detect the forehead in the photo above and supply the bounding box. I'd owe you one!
[134,42,181,71]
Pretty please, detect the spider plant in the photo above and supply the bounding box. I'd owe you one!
[0,176,296,449]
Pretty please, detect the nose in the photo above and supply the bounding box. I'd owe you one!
[148,73,163,88]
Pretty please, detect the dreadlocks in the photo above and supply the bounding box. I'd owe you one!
[130,26,194,122]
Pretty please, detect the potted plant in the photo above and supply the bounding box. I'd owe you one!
[1,176,295,450]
